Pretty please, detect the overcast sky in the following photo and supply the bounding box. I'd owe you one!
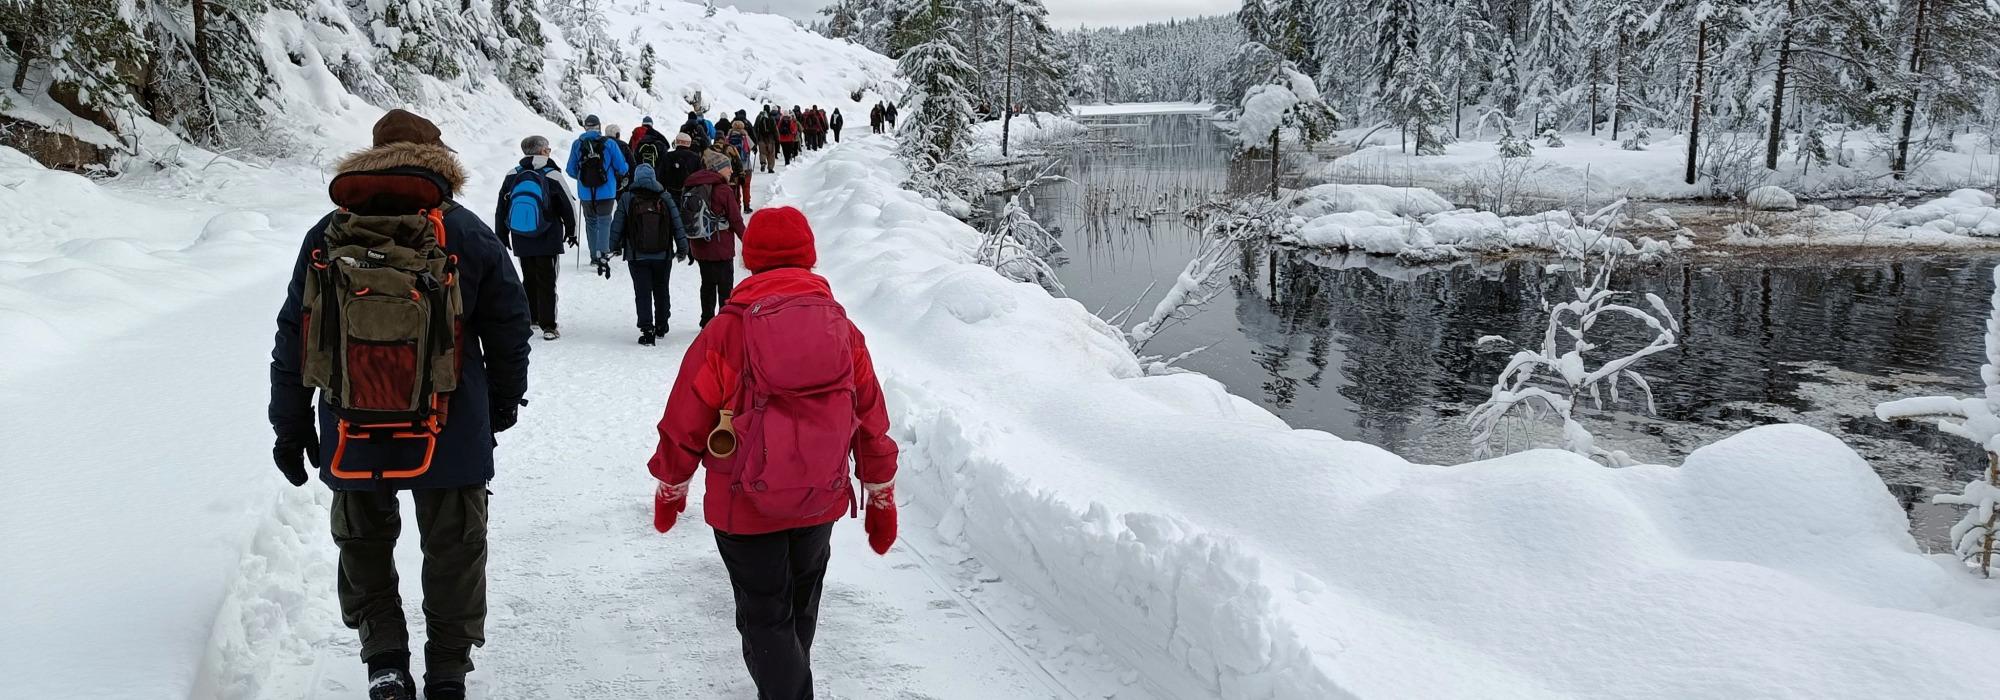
[714,0,1238,30]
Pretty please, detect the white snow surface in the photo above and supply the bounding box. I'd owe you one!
[968,112,1088,163]
[1746,185,1799,211]
[1071,102,1215,116]
[1280,184,1674,260]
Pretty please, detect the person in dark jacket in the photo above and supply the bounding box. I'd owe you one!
[658,132,706,193]
[494,135,577,340]
[630,116,657,150]
[752,106,780,174]
[610,163,690,344]
[606,124,633,190]
[884,101,898,127]
[685,156,747,326]
[268,109,532,700]
[829,109,844,143]
[869,103,884,134]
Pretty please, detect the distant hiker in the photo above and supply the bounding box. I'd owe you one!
[495,135,578,340]
[725,127,755,214]
[568,114,630,279]
[777,108,801,165]
[648,205,899,700]
[869,103,884,134]
[610,163,690,345]
[732,109,751,135]
[631,121,674,173]
[752,106,780,174]
[605,124,632,190]
[682,111,714,151]
[829,108,844,143]
[685,154,747,325]
[884,101,898,127]
[269,109,531,700]
[802,105,823,151]
[657,132,706,193]
[630,115,658,149]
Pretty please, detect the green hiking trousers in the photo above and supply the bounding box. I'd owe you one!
[332,485,488,681]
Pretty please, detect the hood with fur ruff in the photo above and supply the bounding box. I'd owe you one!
[333,142,467,193]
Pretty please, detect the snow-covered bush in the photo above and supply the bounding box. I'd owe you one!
[1111,235,1234,369]
[1621,127,1650,151]
[978,193,1065,295]
[1498,129,1534,158]
[1468,209,1681,466]
[1542,129,1565,148]
[1876,265,2000,576]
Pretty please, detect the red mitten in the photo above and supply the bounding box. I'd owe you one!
[654,480,689,534]
[863,482,897,555]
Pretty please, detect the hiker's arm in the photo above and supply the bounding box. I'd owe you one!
[715,186,745,235]
[651,330,728,485]
[609,140,629,178]
[269,219,330,437]
[466,215,532,408]
[565,143,581,175]
[608,192,630,252]
[849,325,899,486]
[665,194,687,247]
[553,178,577,242]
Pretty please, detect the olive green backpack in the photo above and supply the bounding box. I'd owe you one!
[300,202,464,479]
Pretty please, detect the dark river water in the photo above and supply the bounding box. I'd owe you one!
[998,112,2000,542]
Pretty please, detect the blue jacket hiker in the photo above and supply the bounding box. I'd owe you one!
[610,163,689,345]
[495,135,576,337]
[568,114,629,277]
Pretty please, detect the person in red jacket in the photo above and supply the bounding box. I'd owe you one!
[682,157,746,326]
[648,206,897,700]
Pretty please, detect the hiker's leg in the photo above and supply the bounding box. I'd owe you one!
[698,260,734,324]
[651,260,672,331]
[585,202,615,261]
[629,260,658,331]
[413,485,488,685]
[333,490,410,666]
[739,174,754,211]
[541,255,560,330]
[788,523,834,661]
[714,529,811,700]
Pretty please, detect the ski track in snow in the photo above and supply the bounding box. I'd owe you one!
[199,159,1144,700]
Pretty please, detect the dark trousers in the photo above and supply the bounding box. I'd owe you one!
[698,259,735,325]
[739,173,754,212]
[518,255,559,331]
[781,142,799,164]
[831,127,840,143]
[715,523,833,700]
[628,258,672,331]
[333,486,488,682]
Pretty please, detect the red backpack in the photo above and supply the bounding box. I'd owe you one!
[713,294,858,520]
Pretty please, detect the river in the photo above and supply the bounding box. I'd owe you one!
[995,111,2000,543]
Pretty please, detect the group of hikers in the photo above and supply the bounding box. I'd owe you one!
[268,108,897,700]
[868,100,899,134]
[495,101,860,348]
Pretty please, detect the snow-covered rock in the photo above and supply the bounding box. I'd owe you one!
[1746,185,1800,211]
[1279,185,1667,260]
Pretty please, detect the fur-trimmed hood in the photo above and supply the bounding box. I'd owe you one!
[334,142,467,193]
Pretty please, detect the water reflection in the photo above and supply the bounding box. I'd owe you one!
[1007,112,1996,543]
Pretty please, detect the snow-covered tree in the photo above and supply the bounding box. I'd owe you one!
[896,0,980,207]
[1238,0,1273,46]
[1876,265,2000,577]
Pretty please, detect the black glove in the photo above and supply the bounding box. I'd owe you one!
[565,232,578,248]
[272,427,319,487]
[492,398,524,434]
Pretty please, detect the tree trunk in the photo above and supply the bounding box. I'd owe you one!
[1588,50,1599,136]
[1685,20,1707,186]
[1983,451,1999,577]
[1612,34,1626,141]
[11,26,35,93]
[1001,13,1015,158]
[192,0,212,76]
[1764,0,1794,170]
[1454,79,1463,140]
[1892,0,1930,180]
[1270,127,1280,199]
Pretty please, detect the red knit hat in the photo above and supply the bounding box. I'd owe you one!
[743,206,818,272]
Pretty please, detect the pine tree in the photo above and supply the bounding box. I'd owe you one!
[896,0,980,202]
[1239,0,1273,46]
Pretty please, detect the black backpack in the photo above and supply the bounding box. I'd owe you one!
[577,138,608,189]
[630,193,674,254]
[634,139,665,171]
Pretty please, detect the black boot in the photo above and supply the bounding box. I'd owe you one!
[425,680,467,700]
[367,668,416,700]
[638,328,655,346]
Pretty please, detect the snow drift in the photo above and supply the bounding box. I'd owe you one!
[1279,183,1680,261]
[775,137,2000,698]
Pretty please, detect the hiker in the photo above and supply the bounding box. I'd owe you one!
[829,108,843,143]
[732,109,751,135]
[567,114,629,279]
[682,111,714,150]
[752,106,780,174]
[884,101,898,127]
[869,103,883,134]
[630,116,658,149]
[689,149,748,326]
[778,107,801,165]
[605,124,632,190]
[648,206,899,700]
[609,163,690,345]
[657,132,706,193]
[494,135,578,340]
[269,109,531,700]
[631,120,674,173]
[802,105,821,151]
[725,126,755,214]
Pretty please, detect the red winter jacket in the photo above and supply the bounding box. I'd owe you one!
[684,170,745,261]
[649,268,898,535]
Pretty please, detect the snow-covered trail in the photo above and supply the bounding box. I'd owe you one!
[7,153,1136,699]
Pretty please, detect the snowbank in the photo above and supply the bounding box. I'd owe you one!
[1072,102,1215,116]
[1719,189,2000,249]
[968,112,1088,162]
[1746,185,1799,211]
[777,137,2000,698]
[1279,183,1679,261]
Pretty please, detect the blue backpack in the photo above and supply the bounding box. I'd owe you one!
[506,168,553,236]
